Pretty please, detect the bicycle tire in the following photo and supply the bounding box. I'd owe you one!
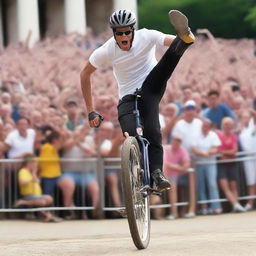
[121,136,150,249]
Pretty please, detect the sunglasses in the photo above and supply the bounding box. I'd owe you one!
[114,29,133,36]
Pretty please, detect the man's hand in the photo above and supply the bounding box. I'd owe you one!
[88,111,104,128]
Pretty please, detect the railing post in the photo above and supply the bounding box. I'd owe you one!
[97,156,105,214]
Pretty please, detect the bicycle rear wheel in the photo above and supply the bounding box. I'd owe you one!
[121,136,150,249]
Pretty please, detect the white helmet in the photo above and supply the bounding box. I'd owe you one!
[109,9,136,28]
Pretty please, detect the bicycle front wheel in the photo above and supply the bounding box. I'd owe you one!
[121,136,150,249]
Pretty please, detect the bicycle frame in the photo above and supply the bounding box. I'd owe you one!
[133,92,151,188]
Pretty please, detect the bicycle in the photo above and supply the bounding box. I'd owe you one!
[121,90,161,249]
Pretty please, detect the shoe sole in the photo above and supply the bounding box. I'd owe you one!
[168,10,189,37]
[158,182,171,192]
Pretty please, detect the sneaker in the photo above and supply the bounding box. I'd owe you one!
[232,203,246,213]
[244,203,253,211]
[168,10,195,43]
[213,208,222,215]
[198,208,208,216]
[152,169,171,192]
[184,212,195,218]
[165,214,177,220]
[64,210,76,220]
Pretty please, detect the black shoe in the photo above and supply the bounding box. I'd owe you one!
[152,169,171,192]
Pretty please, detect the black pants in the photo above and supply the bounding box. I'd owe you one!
[118,37,192,174]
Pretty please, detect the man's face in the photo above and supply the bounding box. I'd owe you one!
[184,108,196,122]
[208,94,219,108]
[114,26,133,51]
[66,104,78,116]
[183,88,192,100]
[17,119,29,134]
[202,120,211,134]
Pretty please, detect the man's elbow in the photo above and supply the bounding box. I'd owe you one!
[80,68,87,81]
[80,62,96,80]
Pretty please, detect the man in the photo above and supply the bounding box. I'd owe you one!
[80,9,195,191]
[171,100,201,217]
[191,118,222,215]
[172,100,202,153]
[4,117,36,159]
[201,90,235,129]
[65,100,84,131]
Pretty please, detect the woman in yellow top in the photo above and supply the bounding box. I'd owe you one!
[39,130,62,197]
[15,153,61,222]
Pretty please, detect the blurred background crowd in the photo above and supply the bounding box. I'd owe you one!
[0,26,256,221]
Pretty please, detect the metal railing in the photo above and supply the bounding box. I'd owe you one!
[0,150,255,215]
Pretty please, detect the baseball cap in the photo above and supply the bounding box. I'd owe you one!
[184,100,196,110]
[172,133,182,141]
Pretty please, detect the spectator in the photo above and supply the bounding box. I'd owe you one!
[18,103,30,120]
[239,111,256,211]
[65,100,84,131]
[172,100,202,152]
[98,122,124,213]
[191,118,222,215]
[38,130,73,206]
[1,92,12,107]
[61,124,101,219]
[161,103,179,144]
[175,86,193,113]
[0,104,14,126]
[171,100,202,217]
[217,117,246,212]
[4,117,36,159]
[30,110,43,129]
[163,134,190,219]
[15,154,61,222]
[202,90,236,129]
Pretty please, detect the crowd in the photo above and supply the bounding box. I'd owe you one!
[0,28,256,221]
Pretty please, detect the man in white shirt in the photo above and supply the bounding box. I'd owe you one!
[171,100,201,216]
[191,118,222,215]
[5,117,36,158]
[80,9,195,191]
[172,100,202,153]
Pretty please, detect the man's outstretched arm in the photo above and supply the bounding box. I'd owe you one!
[80,62,103,128]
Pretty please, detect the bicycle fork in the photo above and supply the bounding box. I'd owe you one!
[133,92,161,197]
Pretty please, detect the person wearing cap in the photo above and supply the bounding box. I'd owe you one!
[80,9,195,192]
[171,99,202,217]
[163,134,190,219]
[172,100,202,152]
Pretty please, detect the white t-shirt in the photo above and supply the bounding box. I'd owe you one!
[172,118,202,153]
[5,129,35,158]
[89,28,166,99]
[240,118,256,151]
[192,130,221,163]
[159,113,166,129]
[62,135,96,172]
[100,139,112,152]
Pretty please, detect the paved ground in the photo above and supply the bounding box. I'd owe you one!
[0,211,256,256]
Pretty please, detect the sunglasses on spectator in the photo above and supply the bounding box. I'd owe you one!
[114,30,133,36]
